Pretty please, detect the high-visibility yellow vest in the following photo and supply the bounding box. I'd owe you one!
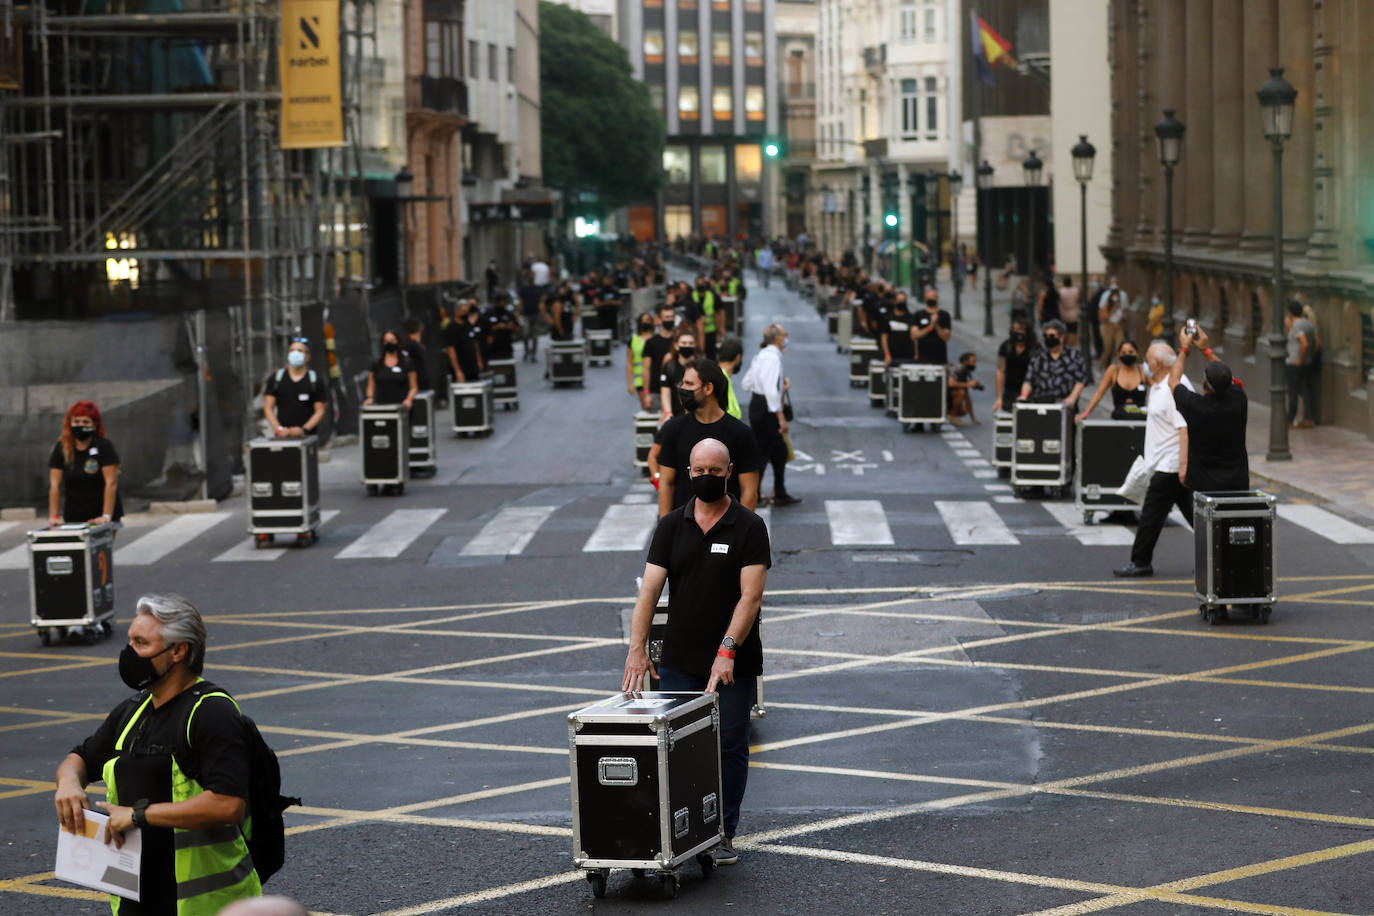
[725,374,741,419]
[630,334,647,387]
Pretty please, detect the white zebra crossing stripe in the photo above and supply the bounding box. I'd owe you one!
[0,542,27,570]
[583,503,658,552]
[117,512,232,566]
[213,510,341,562]
[1277,504,1374,545]
[825,500,894,546]
[461,506,558,556]
[756,505,772,531]
[934,501,1020,546]
[335,508,447,559]
[1041,503,1135,547]
[620,493,655,504]
[0,521,18,537]
[953,449,981,458]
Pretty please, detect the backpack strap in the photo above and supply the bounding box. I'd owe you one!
[114,694,154,752]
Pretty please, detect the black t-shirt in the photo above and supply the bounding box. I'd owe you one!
[642,335,676,392]
[49,437,124,523]
[647,498,772,677]
[916,308,952,365]
[548,294,576,340]
[997,340,1036,401]
[659,358,691,415]
[1175,384,1250,492]
[72,681,252,915]
[402,340,430,391]
[442,323,482,379]
[265,368,327,427]
[370,355,414,404]
[657,412,762,510]
[517,285,544,317]
[485,306,518,358]
[885,310,916,361]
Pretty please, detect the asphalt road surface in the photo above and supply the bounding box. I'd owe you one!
[3,272,1374,915]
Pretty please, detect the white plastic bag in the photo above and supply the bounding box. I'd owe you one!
[1116,455,1152,505]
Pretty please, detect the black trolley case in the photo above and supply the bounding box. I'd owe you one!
[569,692,723,899]
[247,435,321,545]
[28,523,115,646]
[361,403,410,494]
[1074,419,1146,523]
[1194,490,1278,625]
[1012,402,1073,497]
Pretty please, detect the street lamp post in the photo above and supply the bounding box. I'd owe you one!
[949,169,963,321]
[976,159,995,337]
[1153,110,1185,340]
[1072,135,1097,368]
[907,174,920,296]
[1258,67,1297,462]
[395,166,414,320]
[820,183,832,257]
[1022,150,1043,310]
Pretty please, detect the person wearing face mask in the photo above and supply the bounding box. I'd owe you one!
[1018,319,1089,407]
[914,287,952,367]
[1167,325,1250,494]
[740,324,799,507]
[656,360,761,516]
[640,305,679,411]
[1077,339,1150,422]
[54,594,263,914]
[657,330,700,419]
[992,316,1037,414]
[49,400,123,533]
[627,313,656,410]
[623,438,771,867]
[365,330,418,409]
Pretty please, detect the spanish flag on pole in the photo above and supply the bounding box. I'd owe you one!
[971,11,1017,85]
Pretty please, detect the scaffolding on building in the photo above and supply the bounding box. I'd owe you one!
[0,0,378,460]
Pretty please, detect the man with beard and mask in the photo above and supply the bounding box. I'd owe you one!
[656,359,761,516]
[657,329,700,419]
[623,437,771,867]
[55,594,263,914]
[641,304,680,416]
[263,337,327,440]
[1018,319,1089,408]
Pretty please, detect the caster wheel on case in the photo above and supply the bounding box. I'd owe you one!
[631,868,647,879]
[1013,487,1027,499]
[587,870,607,899]
[697,851,716,878]
[367,484,379,496]
[998,466,1011,479]
[661,874,679,899]
[1082,512,1094,525]
[1257,607,1272,624]
[101,620,114,638]
[38,629,52,647]
[396,483,405,496]
[296,533,311,546]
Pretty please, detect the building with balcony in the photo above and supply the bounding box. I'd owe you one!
[812,0,958,262]
[619,0,780,242]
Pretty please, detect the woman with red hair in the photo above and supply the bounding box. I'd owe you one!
[48,401,123,533]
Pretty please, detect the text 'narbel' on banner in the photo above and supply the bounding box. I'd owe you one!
[279,0,343,149]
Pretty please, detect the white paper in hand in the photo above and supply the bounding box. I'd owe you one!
[55,809,142,901]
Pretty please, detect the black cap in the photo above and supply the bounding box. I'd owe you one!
[1204,362,1233,394]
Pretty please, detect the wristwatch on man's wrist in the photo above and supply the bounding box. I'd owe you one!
[720,636,738,652]
[131,799,150,829]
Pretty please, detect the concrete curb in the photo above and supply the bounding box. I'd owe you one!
[0,507,37,521]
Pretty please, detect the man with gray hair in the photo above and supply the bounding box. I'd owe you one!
[1115,342,1194,578]
[55,594,262,914]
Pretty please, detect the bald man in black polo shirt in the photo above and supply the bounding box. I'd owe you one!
[623,437,771,867]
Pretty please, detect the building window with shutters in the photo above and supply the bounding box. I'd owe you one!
[899,1,917,43]
[924,76,938,140]
[900,79,918,139]
[924,0,938,41]
[469,40,478,79]
[488,42,497,80]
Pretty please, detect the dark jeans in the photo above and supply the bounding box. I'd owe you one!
[657,665,756,840]
[1286,362,1318,424]
[748,393,789,497]
[1130,471,1194,567]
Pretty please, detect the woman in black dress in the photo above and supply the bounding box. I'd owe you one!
[365,329,418,409]
[47,400,123,538]
[1077,339,1150,421]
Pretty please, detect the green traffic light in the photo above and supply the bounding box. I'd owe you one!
[764,142,780,158]
[884,213,898,228]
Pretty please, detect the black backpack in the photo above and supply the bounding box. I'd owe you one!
[178,687,301,884]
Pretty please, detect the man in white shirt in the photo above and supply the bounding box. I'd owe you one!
[1115,342,1193,577]
[741,324,799,506]
[530,257,551,288]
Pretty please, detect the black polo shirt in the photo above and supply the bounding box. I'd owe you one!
[657,411,762,510]
[265,368,327,427]
[916,308,952,365]
[647,497,771,678]
[1175,383,1250,492]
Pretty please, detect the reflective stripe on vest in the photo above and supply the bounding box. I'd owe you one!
[630,335,646,386]
[699,292,716,333]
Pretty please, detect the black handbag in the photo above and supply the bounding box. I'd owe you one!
[782,390,794,422]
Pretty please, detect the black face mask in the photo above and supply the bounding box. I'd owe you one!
[677,386,699,410]
[71,426,95,440]
[661,319,675,331]
[118,643,177,691]
[383,341,400,353]
[690,473,728,503]
[1119,353,1138,366]
[677,347,695,359]
[1011,332,1026,343]
[1045,335,1061,348]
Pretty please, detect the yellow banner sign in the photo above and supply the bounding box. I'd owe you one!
[279,0,343,149]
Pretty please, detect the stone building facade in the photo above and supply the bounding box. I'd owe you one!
[1105,0,1374,438]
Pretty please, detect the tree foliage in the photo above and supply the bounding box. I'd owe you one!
[538,2,664,216]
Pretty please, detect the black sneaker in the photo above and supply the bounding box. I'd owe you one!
[771,494,802,507]
[712,838,739,866]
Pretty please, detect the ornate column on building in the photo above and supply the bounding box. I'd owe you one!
[1307,0,1337,262]
[1238,0,1277,252]
[1278,2,1313,257]
[1105,0,1135,254]
[1181,0,1213,248]
[1132,0,1157,245]
[1209,0,1243,249]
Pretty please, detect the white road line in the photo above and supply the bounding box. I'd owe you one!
[620,492,654,504]
[825,500,894,546]
[972,470,999,479]
[1278,504,1374,545]
[117,512,232,566]
[994,495,1019,504]
[881,450,894,462]
[0,521,19,537]
[335,508,447,559]
[963,458,992,468]
[213,510,341,562]
[1041,503,1135,547]
[461,506,557,556]
[934,501,1020,546]
[756,505,772,531]
[0,543,28,570]
[953,449,982,458]
[983,483,1013,492]
[583,503,658,552]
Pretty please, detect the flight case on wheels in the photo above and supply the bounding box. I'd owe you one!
[587,329,614,367]
[28,523,115,646]
[633,411,658,472]
[488,358,519,410]
[897,364,947,428]
[1011,402,1072,497]
[362,403,410,495]
[993,410,1014,476]
[408,391,437,476]
[1075,419,1146,523]
[247,435,321,546]
[450,379,494,436]
[548,339,588,387]
[569,692,723,900]
[867,360,887,408]
[848,338,877,386]
[1194,490,1278,625]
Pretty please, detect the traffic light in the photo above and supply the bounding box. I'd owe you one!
[763,138,782,159]
[884,212,899,228]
